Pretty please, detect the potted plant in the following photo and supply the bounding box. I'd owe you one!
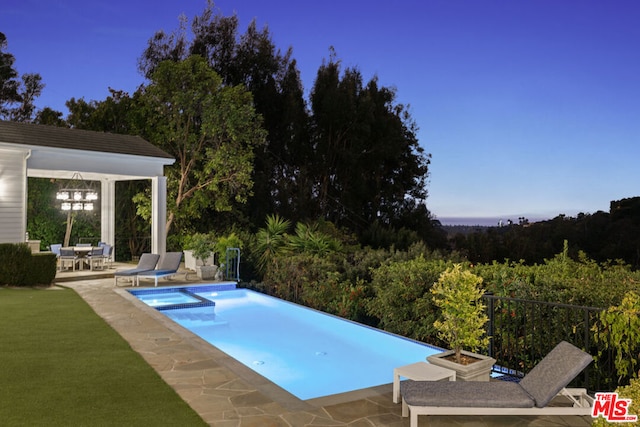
[427,264,496,381]
[184,233,217,280]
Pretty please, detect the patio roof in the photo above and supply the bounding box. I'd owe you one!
[0,120,172,160]
[0,120,174,254]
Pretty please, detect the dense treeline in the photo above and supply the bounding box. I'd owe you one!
[5,4,640,273]
[450,197,640,270]
[2,3,444,255]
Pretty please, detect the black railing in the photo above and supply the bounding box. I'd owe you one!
[483,294,617,391]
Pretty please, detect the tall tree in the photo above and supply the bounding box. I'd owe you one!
[0,32,44,122]
[137,4,436,246]
[138,2,308,226]
[138,55,266,235]
[309,56,432,237]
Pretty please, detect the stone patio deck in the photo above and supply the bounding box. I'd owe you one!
[60,270,593,426]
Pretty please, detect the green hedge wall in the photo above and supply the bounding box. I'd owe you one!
[0,243,57,286]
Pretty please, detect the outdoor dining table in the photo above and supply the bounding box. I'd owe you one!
[61,246,99,270]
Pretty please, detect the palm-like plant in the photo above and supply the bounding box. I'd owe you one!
[255,214,291,273]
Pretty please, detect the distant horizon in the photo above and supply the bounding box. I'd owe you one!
[436,216,545,227]
[436,201,625,226]
[437,213,575,227]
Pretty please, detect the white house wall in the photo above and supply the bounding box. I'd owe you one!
[0,147,29,243]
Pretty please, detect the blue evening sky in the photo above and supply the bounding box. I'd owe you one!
[2,0,639,225]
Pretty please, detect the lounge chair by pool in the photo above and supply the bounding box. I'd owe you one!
[114,253,160,286]
[135,252,183,287]
[400,341,594,427]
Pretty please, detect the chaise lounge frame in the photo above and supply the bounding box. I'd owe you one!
[135,252,183,287]
[114,253,160,287]
[401,341,595,427]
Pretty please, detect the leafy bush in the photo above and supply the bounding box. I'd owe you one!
[216,232,243,263]
[262,253,336,304]
[366,256,453,343]
[475,243,640,308]
[184,233,216,265]
[593,291,640,384]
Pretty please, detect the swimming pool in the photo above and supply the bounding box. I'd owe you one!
[129,284,441,400]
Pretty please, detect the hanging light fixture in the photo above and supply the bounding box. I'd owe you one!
[56,172,99,212]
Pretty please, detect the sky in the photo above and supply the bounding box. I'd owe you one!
[2,0,639,226]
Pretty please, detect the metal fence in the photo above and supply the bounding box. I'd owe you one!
[482,294,617,391]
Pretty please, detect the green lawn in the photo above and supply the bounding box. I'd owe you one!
[0,287,206,426]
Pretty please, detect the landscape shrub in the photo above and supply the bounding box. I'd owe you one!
[0,243,31,286]
[593,291,640,385]
[366,256,454,344]
[262,253,338,304]
[475,244,640,308]
[27,253,57,286]
[0,243,56,286]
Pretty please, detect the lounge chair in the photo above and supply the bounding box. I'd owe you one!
[135,252,183,287]
[400,341,594,427]
[114,253,160,286]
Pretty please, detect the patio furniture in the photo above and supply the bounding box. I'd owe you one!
[101,243,114,268]
[393,362,456,403]
[50,243,62,256]
[135,252,183,287]
[50,244,62,270]
[114,253,160,286]
[400,341,594,427]
[58,248,78,271]
[61,246,94,270]
[86,247,105,271]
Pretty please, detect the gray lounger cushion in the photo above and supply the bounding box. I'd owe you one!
[155,252,182,271]
[114,253,160,276]
[401,380,535,408]
[519,341,593,408]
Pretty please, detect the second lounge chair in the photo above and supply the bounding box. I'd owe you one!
[114,253,160,286]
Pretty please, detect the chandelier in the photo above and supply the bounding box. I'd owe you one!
[56,172,99,211]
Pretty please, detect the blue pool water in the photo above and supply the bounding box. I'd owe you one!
[129,284,440,400]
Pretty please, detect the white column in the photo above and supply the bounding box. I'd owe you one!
[100,179,116,254]
[151,176,167,255]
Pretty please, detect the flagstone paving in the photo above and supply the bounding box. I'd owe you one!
[61,274,593,426]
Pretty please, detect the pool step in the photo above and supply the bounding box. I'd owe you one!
[168,311,228,326]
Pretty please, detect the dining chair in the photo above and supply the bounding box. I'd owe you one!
[59,248,78,271]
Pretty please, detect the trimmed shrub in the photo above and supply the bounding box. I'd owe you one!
[0,243,56,286]
[27,253,57,286]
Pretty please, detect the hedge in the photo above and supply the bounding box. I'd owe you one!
[0,243,57,286]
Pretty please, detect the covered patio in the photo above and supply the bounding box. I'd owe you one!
[0,120,174,256]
